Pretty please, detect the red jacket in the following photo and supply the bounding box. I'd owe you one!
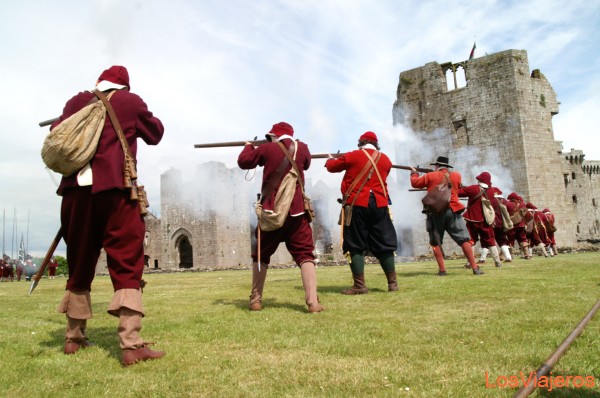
[52,90,164,195]
[458,184,499,223]
[325,148,391,208]
[238,139,310,215]
[410,169,465,213]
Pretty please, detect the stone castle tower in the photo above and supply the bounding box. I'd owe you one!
[392,48,600,252]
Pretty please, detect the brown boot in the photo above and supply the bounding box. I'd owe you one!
[122,344,166,366]
[249,262,267,311]
[341,273,369,295]
[118,307,165,366]
[385,271,398,292]
[301,262,324,313]
[64,317,94,354]
[57,290,93,354]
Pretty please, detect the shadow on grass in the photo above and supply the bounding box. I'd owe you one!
[212,298,307,313]
[41,323,121,363]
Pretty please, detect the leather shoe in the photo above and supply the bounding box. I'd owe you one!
[64,339,95,355]
[437,271,447,276]
[122,344,166,366]
[472,268,485,275]
[307,302,325,313]
[249,302,262,311]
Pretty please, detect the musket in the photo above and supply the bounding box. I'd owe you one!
[392,165,433,173]
[28,227,63,295]
[194,138,267,149]
[310,152,343,159]
[311,153,434,173]
[39,117,59,127]
[513,298,600,398]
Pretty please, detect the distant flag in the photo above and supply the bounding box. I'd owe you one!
[469,41,477,60]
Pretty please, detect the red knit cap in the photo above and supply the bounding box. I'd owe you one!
[359,131,378,142]
[476,172,492,186]
[507,192,519,201]
[526,202,537,209]
[98,65,130,89]
[268,122,294,138]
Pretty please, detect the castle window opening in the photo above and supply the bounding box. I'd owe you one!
[572,194,578,204]
[443,63,466,91]
[572,172,576,180]
[593,198,597,207]
[563,174,569,187]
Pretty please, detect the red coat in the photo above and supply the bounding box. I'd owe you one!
[51,90,164,195]
[238,139,310,215]
[410,169,465,213]
[458,184,499,223]
[325,148,391,207]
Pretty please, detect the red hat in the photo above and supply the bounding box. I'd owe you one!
[266,122,294,141]
[359,131,378,142]
[507,192,519,201]
[98,65,130,89]
[526,202,537,209]
[542,208,550,213]
[476,172,492,186]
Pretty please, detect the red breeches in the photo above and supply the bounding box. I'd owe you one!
[61,187,145,292]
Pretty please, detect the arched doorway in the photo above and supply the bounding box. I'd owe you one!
[172,228,194,269]
[176,235,193,268]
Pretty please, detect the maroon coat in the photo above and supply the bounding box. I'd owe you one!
[51,89,164,194]
[325,148,392,208]
[458,184,499,223]
[238,139,310,216]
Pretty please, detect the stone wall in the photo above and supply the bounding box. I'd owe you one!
[392,48,595,253]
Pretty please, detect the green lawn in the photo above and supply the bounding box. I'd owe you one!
[0,252,598,397]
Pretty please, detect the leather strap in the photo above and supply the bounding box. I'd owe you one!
[361,149,386,201]
[93,89,133,161]
[340,155,375,206]
[276,141,304,195]
[261,141,296,201]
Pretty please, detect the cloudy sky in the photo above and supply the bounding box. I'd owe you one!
[1,0,598,256]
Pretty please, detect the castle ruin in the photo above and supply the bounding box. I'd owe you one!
[100,48,600,272]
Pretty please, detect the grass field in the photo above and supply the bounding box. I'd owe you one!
[0,252,598,397]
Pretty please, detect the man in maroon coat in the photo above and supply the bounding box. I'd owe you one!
[50,66,165,365]
[542,208,558,255]
[238,122,323,313]
[507,192,531,259]
[410,157,483,275]
[525,203,550,257]
[325,131,398,294]
[458,172,503,268]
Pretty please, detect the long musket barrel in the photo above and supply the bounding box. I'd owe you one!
[39,117,60,127]
[311,153,433,173]
[28,227,63,295]
[194,140,268,148]
[513,298,600,398]
[392,165,433,173]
